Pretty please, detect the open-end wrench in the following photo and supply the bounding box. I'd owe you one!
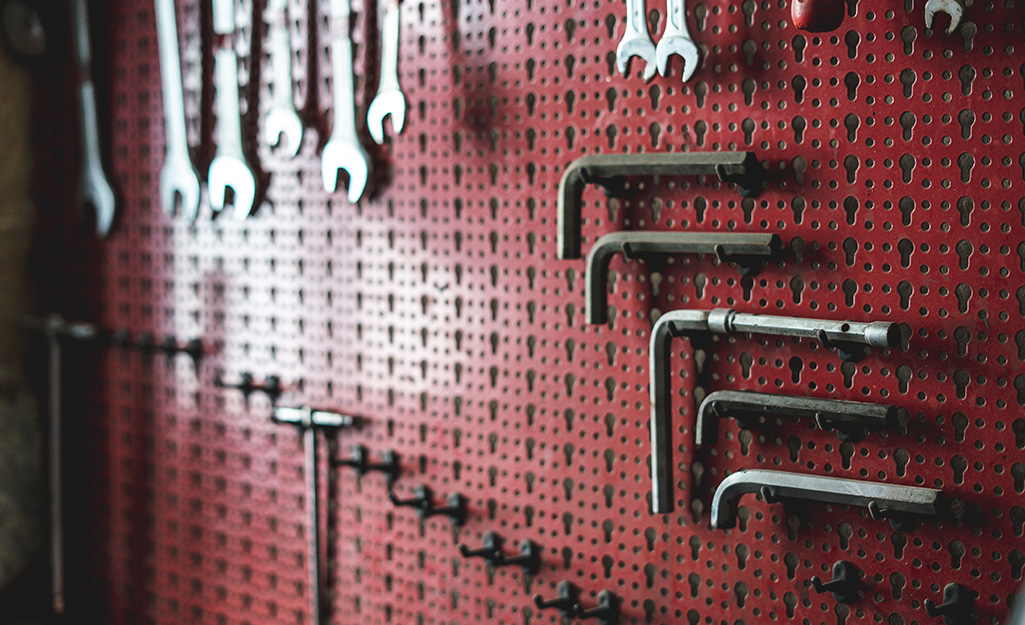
[155,0,201,221]
[924,0,963,34]
[71,0,116,236]
[264,0,303,157]
[322,0,371,202]
[366,0,405,144]
[208,0,257,219]
[654,0,699,81]
[615,0,656,81]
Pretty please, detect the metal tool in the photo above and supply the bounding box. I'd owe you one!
[790,0,845,32]
[709,469,946,530]
[458,532,541,574]
[811,561,861,604]
[389,485,467,524]
[155,0,201,221]
[924,0,963,35]
[333,444,401,485]
[208,0,257,219]
[925,583,974,625]
[366,0,405,144]
[584,231,781,324]
[534,581,581,618]
[615,0,656,80]
[20,315,100,616]
[72,0,116,236]
[654,0,699,81]
[648,309,900,513]
[695,390,898,446]
[272,406,359,625]
[322,0,371,202]
[574,591,620,625]
[264,0,303,157]
[557,152,766,260]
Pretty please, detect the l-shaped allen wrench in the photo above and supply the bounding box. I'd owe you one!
[648,308,900,513]
[557,151,767,260]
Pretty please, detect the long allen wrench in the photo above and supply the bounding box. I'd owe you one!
[322,0,371,202]
[20,315,100,616]
[155,0,201,220]
[272,406,359,625]
[264,0,303,156]
[208,0,257,218]
[71,0,116,236]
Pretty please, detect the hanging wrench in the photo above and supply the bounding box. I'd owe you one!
[264,0,303,157]
[654,0,699,82]
[71,0,116,236]
[155,0,201,221]
[615,0,656,81]
[366,0,405,144]
[322,0,371,202]
[924,0,963,35]
[208,0,257,219]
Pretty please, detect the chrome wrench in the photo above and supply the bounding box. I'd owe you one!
[654,0,699,82]
[322,0,371,202]
[366,0,405,144]
[208,0,257,219]
[155,0,201,221]
[264,0,303,157]
[615,0,656,81]
[71,0,116,236]
[924,0,963,34]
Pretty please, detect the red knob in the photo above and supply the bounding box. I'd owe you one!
[791,0,845,32]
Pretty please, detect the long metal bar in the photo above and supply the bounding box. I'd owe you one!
[585,232,781,325]
[709,469,945,529]
[707,308,899,348]
[694,390,898,446]
[557,151,766,260]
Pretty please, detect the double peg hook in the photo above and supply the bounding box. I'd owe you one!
[458,531,540,574]
[533,582,619,625]
[334,444,401,485]
[389,485,467,525]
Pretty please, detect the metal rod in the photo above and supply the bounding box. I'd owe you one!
[707,308,899,348]
[303,417,321,625]
[47,327,64,616]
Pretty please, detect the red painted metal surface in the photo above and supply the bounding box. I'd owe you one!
[29,0,1025,624]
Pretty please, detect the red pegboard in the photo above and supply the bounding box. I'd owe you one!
[28,0,1025,624]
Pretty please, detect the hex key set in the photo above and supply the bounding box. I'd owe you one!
[23,0,1024,624]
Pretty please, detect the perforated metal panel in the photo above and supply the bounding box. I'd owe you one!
[29,0,1025,624]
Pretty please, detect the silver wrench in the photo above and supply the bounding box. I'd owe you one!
[155,0,201,221]
[71,0,116,236]
[366,0,405,144]
[615,0,656,81]
[654,0,699,82]
[208,0,257,219]
[264,0,303,157]
[322,0,371,202]
[924,0,963,34]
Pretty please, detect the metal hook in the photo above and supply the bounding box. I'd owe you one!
[533,581,580,618]
[810,560,860,604]
[925,583,974,625]
[389,485,467,525]
[334,445,401,485]
[573,591,619,625]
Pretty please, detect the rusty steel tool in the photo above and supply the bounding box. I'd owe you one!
[322,0,371,202]
[648,309,900,514]
[924,0,964,35]
[20,315,100,616]
[654,0,699,81]
[709,469,946,530]
[208,0,257,218]
[584,231,781,324]
[272,406,359,625]
[71,0,116,236]
[790,0,845,32]
[155,0,201,221]
[264,0,303,157]
[557,151,766,260]
[366,0,406,143]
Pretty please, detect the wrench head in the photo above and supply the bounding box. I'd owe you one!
[616,35,657,81]
[321,139,370,203]
[366,89,407,145]
[655,36,700,82]
[78,169,116,237]
[924,0,963,34]
[264,106,304,158]
[159,158,202,223]
[208,155,257,220]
